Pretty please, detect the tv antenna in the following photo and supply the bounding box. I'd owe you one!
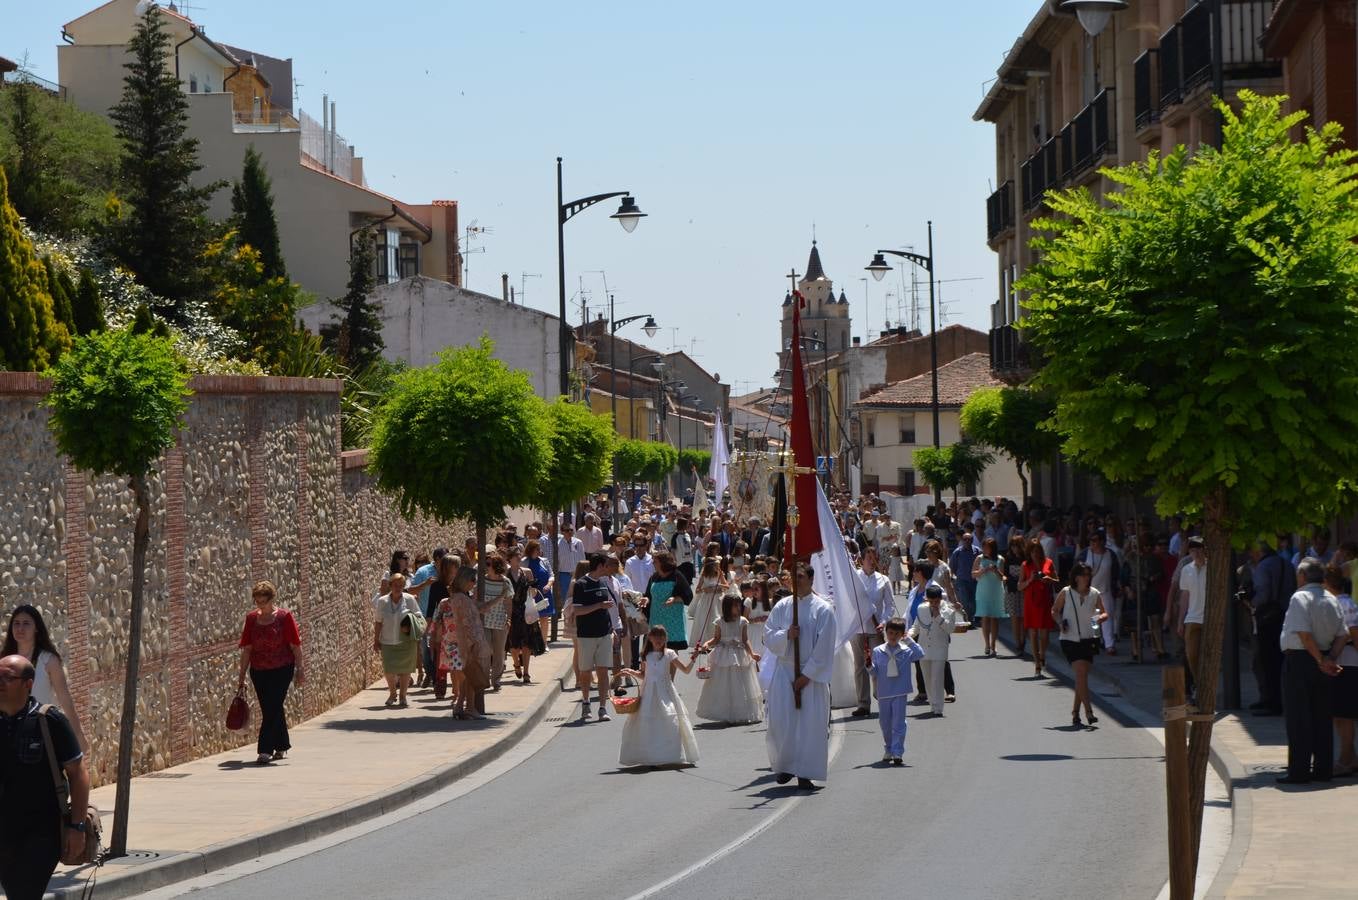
[519,272,541,306]
[462,220,492,286]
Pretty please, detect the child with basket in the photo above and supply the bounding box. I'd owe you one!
[693,594,763,724]
[616,625,700,768]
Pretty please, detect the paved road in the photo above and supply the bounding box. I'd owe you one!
[175,633,1168,900]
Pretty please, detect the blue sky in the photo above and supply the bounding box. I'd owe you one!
[7,0,1037,395]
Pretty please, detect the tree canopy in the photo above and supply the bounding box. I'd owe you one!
[323,228,383,368]
[913,441,994,501]
[534,398,616,511]
[1018,92,1358,540]
[614,439,678,484]
[367,336,551,527]
[678,448,712,477]
[959,385,1058,502]
[0,168,70,370]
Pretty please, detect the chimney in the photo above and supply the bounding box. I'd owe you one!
[329,100,337,174]
[510,286,516,304]
[321,95,328,171]
[501,273,510,303]
[852,336,861,347]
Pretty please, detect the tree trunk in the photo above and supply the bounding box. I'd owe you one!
[1017,461,1030,507]
[1186,489,1232,872]
[109,472,150,857]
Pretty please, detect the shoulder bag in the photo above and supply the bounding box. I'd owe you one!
[38,706,103,866]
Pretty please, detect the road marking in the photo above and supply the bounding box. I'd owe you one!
[621,724,848,900]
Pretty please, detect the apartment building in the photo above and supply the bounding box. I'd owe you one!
[57,0,463,301]
[976,0,1282,381]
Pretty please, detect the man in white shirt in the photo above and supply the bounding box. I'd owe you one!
[578,514,605,554]
[1080,531,1121,653]
[850,546,898,717]
[1177,537,1208,688]
[1277,558,1345,783]
[555,523,586,609]
[878,515,903,559]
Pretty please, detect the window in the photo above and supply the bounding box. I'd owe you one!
[866,416,875,447]
[398,241,419,279]
[898,468,916,494]
[899,413,916,445]
[189,74,198,93]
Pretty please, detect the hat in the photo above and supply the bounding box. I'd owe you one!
[1187,536,1205,549]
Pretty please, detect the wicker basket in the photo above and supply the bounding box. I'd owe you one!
[696,666,712,680]
[611,696,641,715]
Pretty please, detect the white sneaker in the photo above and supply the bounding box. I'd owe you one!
[597,707,612,722]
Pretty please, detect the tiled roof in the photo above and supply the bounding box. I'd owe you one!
[854,352,1001,408]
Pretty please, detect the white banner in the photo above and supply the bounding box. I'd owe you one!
[711,413,730,503]
[809,480,876,647]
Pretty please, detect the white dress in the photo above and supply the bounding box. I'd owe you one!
[619,649,700,767]
[696,619,764,724]
[830,640,859,709]
[689,575,724,641]
[744,600,770,659]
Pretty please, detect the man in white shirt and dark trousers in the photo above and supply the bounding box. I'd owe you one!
[1177,537,1208,699]
[1277,558,1346,784]
[852,546,898,717]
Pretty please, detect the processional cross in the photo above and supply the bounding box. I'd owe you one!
[769,448,816,709]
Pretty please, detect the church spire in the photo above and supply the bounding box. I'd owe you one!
[804,240,826,282]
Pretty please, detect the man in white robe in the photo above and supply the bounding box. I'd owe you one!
[764,561,838,789]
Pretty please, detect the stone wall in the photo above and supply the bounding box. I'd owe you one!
[0,373,466,784]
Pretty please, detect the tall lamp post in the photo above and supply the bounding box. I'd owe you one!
[608,293,658,530]
[677,394,701,496]
[556,157,646,398]
[866,221,939,448]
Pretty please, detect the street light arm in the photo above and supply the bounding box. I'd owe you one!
[561,191,631,224]
[611,314,655,334]
[875,248,932,272]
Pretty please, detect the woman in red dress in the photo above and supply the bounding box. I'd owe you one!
[1019,543,1059,677]
[238,581,305,765]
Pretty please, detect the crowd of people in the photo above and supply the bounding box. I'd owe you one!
[4,484,1357,898]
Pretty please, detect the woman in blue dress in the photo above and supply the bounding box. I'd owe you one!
[643,551,694,649]
[524,539,556,643]
[971,536,1008,657]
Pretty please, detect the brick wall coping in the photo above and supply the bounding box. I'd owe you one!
[0,372,343,396]
[342,449,369,471]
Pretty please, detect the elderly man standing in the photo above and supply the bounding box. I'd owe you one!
[0,654,91,900]
[1277,558,1346,785]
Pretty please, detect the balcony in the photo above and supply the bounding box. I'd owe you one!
[1134,49,1159,131]
[1019,89,1115,212]
[1158,1,1279,117]
[989,324,1030,376]
[986,180,1015,242]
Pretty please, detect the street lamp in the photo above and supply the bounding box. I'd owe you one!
[866,221,940,449]
[556,157,646,399]
[1059,0,1127,38]
[608,292,658,529]
[676,394,701,493]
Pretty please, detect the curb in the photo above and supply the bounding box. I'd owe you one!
[50,647,576,900]
[993,634,1250,898]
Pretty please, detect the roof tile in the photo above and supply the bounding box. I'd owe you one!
[855,352,1001,408]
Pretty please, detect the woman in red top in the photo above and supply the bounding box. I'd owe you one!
[1019,543,1059,677]
[238,580,305,765]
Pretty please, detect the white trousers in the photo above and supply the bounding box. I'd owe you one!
[1102,594,1120,649]
[921,659,946,714]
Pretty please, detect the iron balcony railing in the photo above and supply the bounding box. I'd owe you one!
[986,180,1015,241]
[1019,89,1116,212]
[1158,1,1278,116]
[1134,49,1159,130]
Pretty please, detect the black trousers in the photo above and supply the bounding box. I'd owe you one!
[250,663,294,756]
[914,659,954,697]
[1252,617,1284,709]
[0,828,60,900]
[1282,651,1333,780]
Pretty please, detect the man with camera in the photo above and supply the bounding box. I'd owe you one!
[0,653,92,900]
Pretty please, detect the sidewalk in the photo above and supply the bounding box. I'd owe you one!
[43,645,575,900]
[1049,642,1356,898]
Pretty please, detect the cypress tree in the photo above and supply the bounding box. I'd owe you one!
[72,268,106,336]
[0,169,69,370]
[107,6,217,320]
[4,80,59,232]
[322,228,384,368]
[229,145,286,280]
[42,256,76,335]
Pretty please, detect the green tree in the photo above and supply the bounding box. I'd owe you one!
[322,229,383,368]
[533,398,616,512]
[1017,92,1358,879]
[677,448,712,477]
[368,336,551,601]
[613,438,651,482]
[948,440,995,503]
[229,145,286,280]
[71,268,106,335]
[959,386,1059,503]
[639,442,679,485]
[107,6,218,318]
[0,72,120,236]
[203,230,307,371]
[912,446,952,505]
[0,168,69,370]
[44,327,190,857]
